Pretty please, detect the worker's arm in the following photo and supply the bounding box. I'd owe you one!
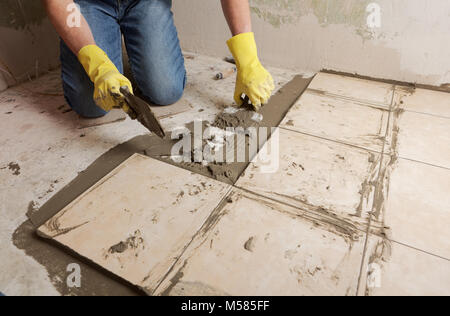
[41,0,132,112]
[221,0,274,110]
[220,0,252,36]
[42,0,94,55]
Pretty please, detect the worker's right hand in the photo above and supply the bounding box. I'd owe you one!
[77,45,133,112]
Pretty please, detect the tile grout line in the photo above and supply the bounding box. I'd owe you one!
[384,238,450,262]
[308,88,450,120]
[397,156,450,171]
[279,126,385,155]
[355,84,397,296]
[401,109,450,120]
[306,88,392,110]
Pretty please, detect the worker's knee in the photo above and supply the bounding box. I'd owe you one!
[150,83,185,106]
[139,73,186,106]
[62,80,107,118]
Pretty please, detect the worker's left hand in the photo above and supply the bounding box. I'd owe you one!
[227,32,274,111]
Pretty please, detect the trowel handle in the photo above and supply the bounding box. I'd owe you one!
[118,86,137,119]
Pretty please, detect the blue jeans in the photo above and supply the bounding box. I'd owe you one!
[61,0,186,118]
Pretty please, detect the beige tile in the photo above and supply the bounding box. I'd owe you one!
[37,154,231,294]
[395,86,450,118]
[380,158,450,259]
[391,110,450,168]
[360,236,450,296]
[309,73,394,106]
[155,189,366,296]
[280,91,389,152]
[236,129,381,226]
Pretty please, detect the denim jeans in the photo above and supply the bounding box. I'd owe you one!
[61,0,186,118]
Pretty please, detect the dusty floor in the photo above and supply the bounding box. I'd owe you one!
[0,54,449,296]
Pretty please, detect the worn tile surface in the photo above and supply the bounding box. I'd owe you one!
[236,128,380,228]
[308,73,394,106]
[377,158,450,259]
[37,154,231,294]
[395,86,450,118]
[390,86,450,168]
[359,236,450,296]
[280,91,390,152]
[155,189,366,296]
[392,110,450,169]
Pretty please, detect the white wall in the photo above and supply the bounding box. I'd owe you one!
[1,0,448,89]
[173,0,450,87]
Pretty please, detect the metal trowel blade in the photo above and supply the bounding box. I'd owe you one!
[120,87,166,138]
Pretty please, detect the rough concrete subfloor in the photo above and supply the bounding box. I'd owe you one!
[1,54,449,296]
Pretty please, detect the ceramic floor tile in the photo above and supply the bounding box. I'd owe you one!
[280,91,389,152]
[389,109,450,169]
[359,236,450,296]
[376,158,450,259]
[155,189,366,296]
[236,128,381,228]
[37,154,231,294]
[308,72,394,106]
[395,86,450,118]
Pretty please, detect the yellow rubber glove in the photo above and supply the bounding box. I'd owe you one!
[227,32,274,111]
[78,45,133,112]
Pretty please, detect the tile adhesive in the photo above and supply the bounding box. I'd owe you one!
[13,75,313,296]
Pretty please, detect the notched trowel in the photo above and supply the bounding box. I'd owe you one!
[120,86,166,138]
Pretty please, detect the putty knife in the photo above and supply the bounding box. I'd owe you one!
[120,86,166,138]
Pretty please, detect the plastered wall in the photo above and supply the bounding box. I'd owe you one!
[0,0,448,90]
[173,0,450,87]
[0,0,60,90]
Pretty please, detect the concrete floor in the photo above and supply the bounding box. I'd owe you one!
[0,53,449,296]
